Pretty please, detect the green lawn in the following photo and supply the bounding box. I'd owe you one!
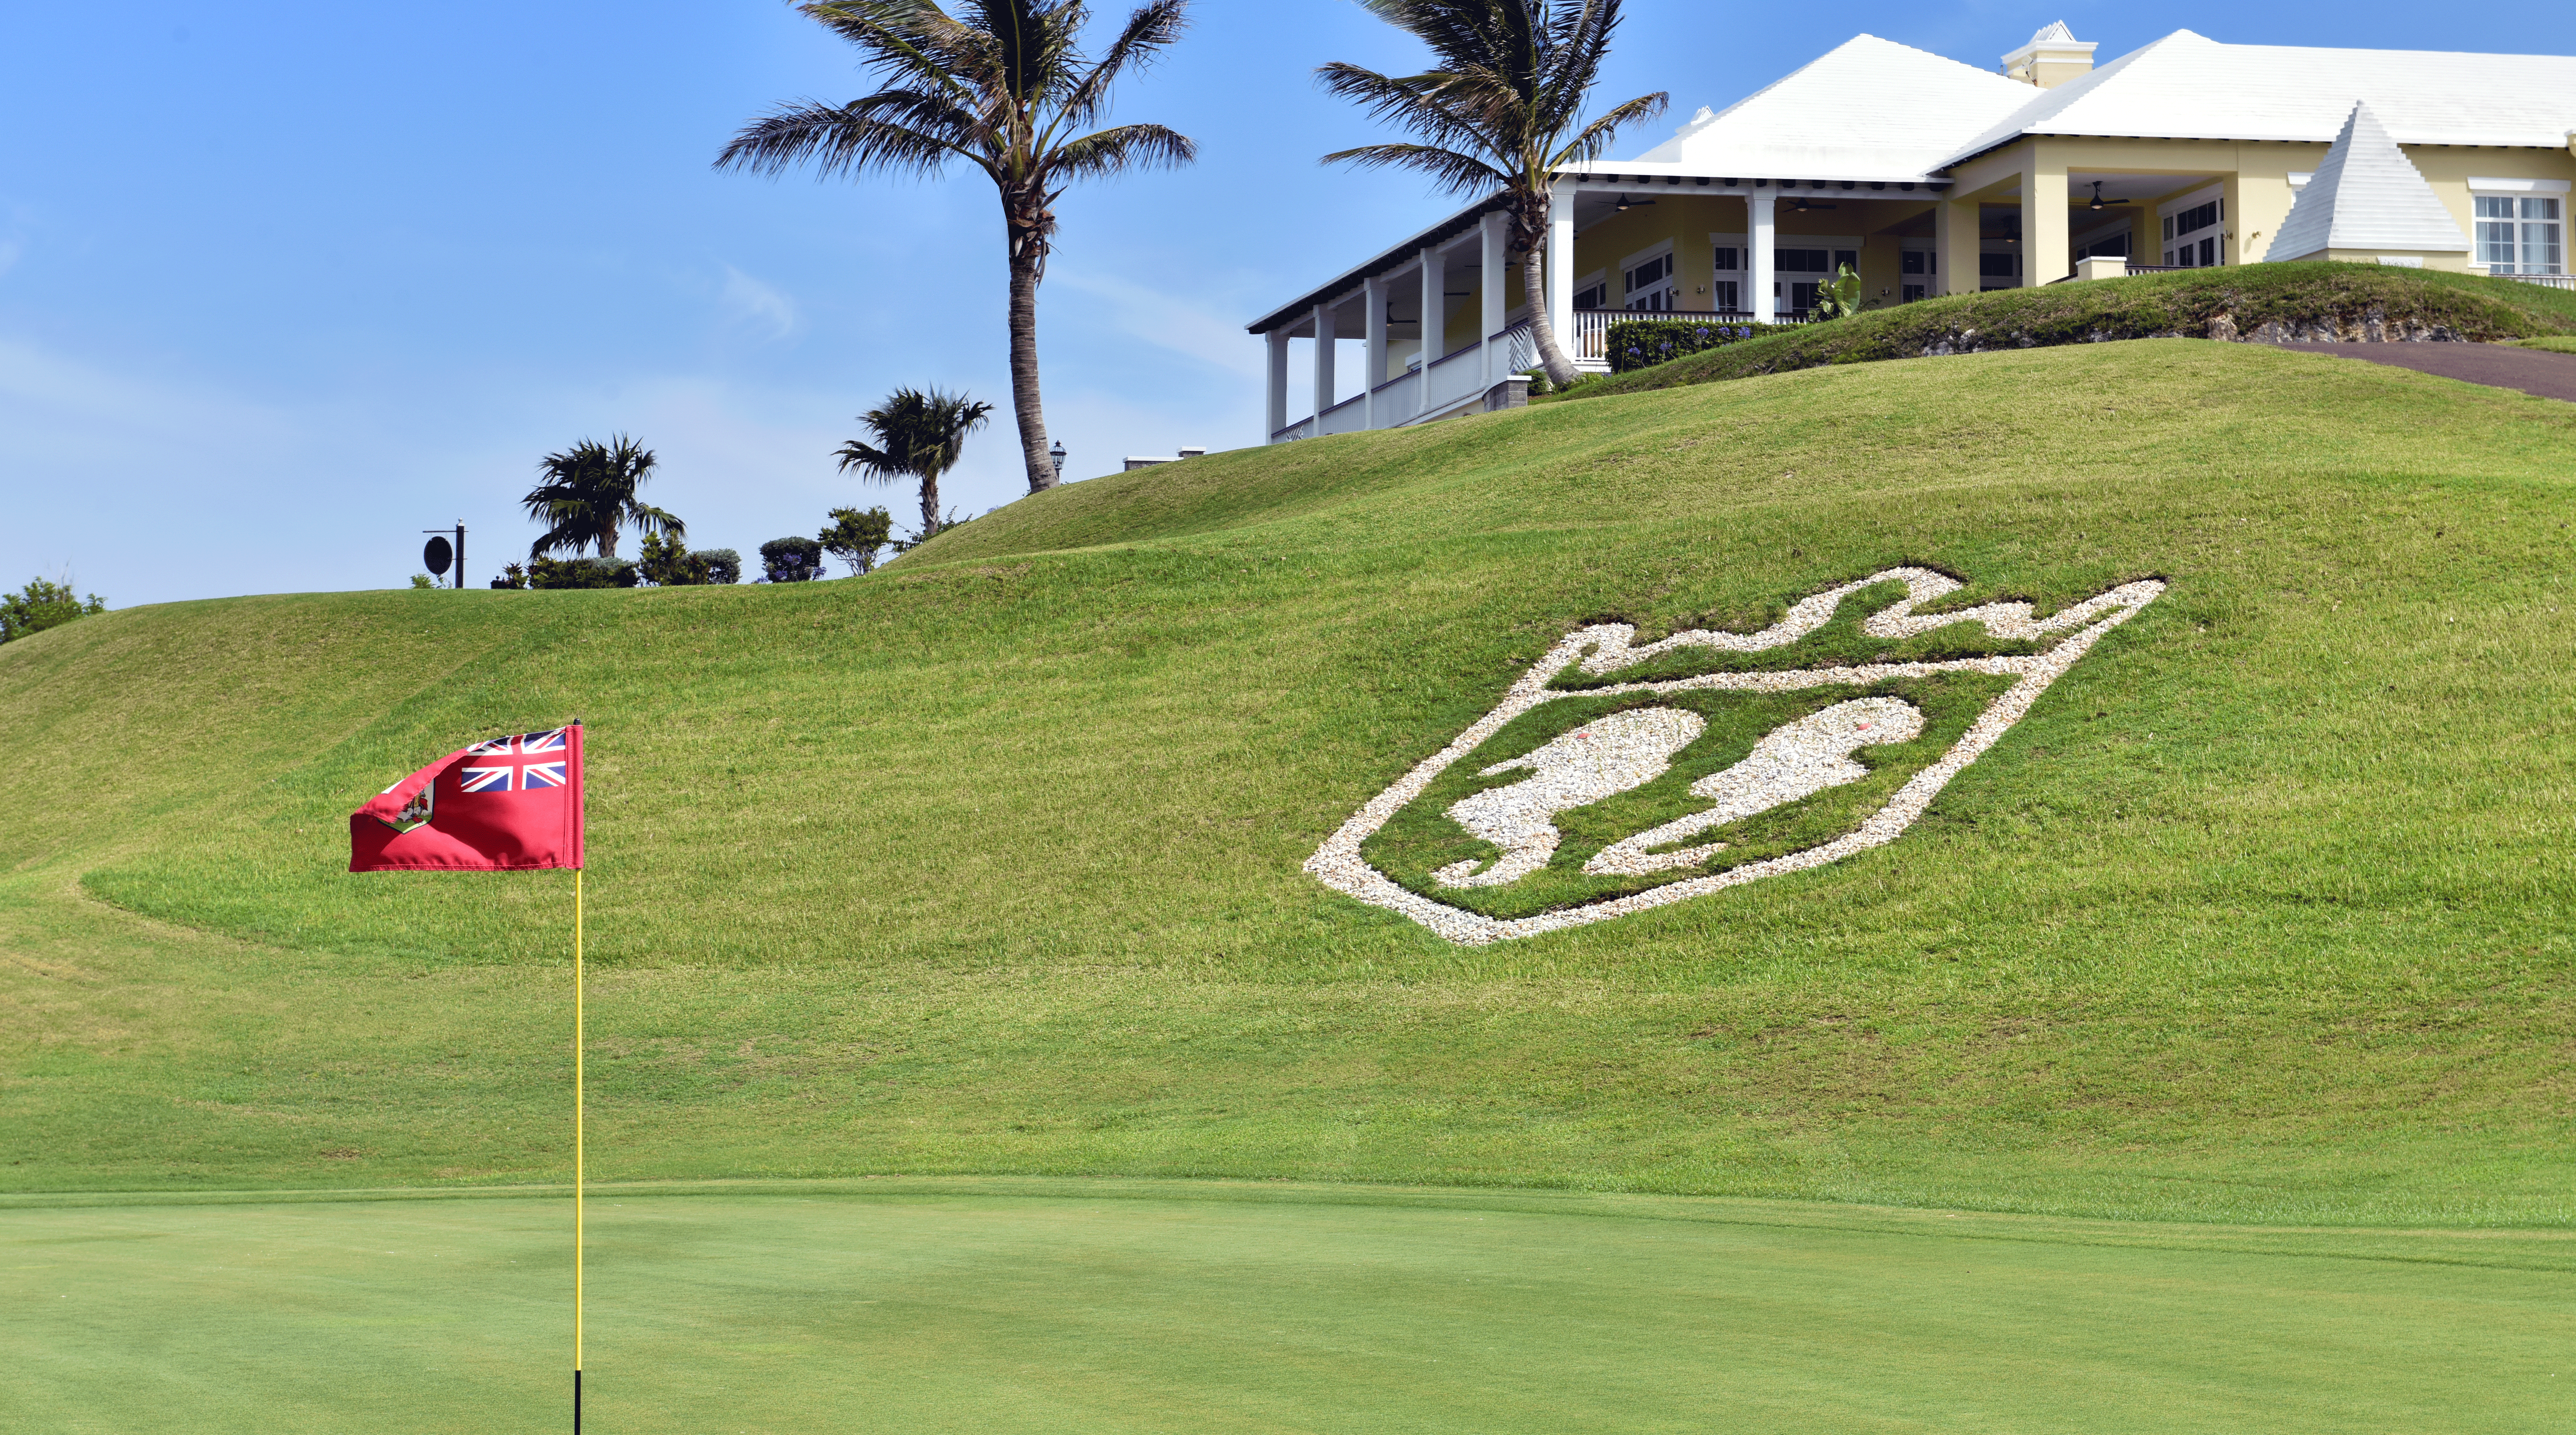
[11,334,2576,1428]
[9,1178,2571,1434]
[7,338,2575,1225]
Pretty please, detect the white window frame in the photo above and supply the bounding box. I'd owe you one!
[1569,268,1609,311]
[2469,178,2569,276]
[1618,239,1677,312]
[2159,183,2225,269]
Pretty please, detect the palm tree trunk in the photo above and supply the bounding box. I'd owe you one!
[1519,202,1580,388]
[920,473,941,539]
[1005,242,1056,494]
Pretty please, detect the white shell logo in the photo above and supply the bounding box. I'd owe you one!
[1306,568,2165,945]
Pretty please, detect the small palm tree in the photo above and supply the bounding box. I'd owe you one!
[718,0,1194,496]
[522,436,684,560]
[834,387,995,540]
[1319,0,1665,387]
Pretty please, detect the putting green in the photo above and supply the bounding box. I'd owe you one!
[6,1178,2570,1433]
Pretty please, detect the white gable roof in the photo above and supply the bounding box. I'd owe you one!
[2270,102,2472,257]
[1627,35,2035,182]
[1940,30,2576,164]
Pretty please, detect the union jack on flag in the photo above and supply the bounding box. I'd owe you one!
[459,729,572,792]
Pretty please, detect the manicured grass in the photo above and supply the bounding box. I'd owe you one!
[8,1179,2571,1434]
[2509,335,2576,354]
[6,339,2576,1226]
[1569,263,2576,398]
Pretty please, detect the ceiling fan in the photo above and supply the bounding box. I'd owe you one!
[1791,195,1837,212]
[2084,181,2133,211]
[1614,194,1657,212]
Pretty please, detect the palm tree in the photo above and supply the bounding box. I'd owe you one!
[834,386,995,539]
[1318,0,1665,388]
[717,0,1194,496]
[522,435,684,561]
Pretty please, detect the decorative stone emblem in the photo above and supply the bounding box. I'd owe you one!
[1306,567,2165,945]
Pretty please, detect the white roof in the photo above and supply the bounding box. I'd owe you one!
[2270,102,2471,257]
[1627,35,2036,183]
[1940,30,2576,164]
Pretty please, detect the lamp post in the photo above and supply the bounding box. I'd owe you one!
[1048,439,1066,483]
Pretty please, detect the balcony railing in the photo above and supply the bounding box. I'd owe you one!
[2488,271,2574,290]
[1565,307,1805,362]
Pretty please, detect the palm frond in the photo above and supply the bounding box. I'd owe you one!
[1050,122,1195,179]
[1317,142,1503,196]
[715,101,970,179]
[1553,90,1665,167]
[1054,0,1189,132]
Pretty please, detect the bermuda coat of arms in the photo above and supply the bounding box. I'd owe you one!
[1306,567,2165,945]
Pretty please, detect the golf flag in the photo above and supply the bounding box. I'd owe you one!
[349,725,585,871]
[348,720,591,1430]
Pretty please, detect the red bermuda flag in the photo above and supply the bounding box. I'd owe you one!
[349,723,585,871]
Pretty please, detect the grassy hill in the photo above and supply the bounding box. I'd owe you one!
[7,337,2575,1227]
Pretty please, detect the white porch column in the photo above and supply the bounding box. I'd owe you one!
[1418,244,1445,417]
[1362,273,1388,429]
[1547,186,1575,358]
[1310,300,1336,424]
[1479,210,1509,382]
[1265,328,1289,440]
[1750,190,1777,321]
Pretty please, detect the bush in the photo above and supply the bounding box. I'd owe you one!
[693,549,742,585]
[0,577,106,643]
[409,574,437,590]
[759,537,825,583]
[1603,319,1783,374]
[1575,263,2576,398]
[491,563,528,590]
[639,530,711,587]
[528,556,639,589]
[820,507,894,576]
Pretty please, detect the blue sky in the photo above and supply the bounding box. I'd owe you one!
[2,0,2554,606]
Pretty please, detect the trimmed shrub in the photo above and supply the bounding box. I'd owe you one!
[694,549,742,585]
[528,556,639,589]
[1603,319,1784,374]
[1574,263,2576,398]
[638,530,711,587]
[759,537,824,583]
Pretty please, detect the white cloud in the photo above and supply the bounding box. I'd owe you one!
[718,265,799,341]
[1051,268,1267,380]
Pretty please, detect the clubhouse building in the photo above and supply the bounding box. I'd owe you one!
[1250,24,2576,441]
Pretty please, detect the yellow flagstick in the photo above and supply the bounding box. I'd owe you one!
[575,866,585,1434]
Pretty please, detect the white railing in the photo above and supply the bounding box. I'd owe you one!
[1492,322,1534,377]
[1421,343,1490,415]
[1317,391,1370,437]
[1269,417,1314,442]
[1560,308,1789,362]
[1372,367,1422,424]
[2492,271,2574,290]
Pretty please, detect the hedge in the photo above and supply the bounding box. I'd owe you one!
[1602,319,1786,374]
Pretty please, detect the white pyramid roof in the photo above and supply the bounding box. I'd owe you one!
[1940,30,2576,165]
[2269,102,2471,258]
[1626,35,2036,183]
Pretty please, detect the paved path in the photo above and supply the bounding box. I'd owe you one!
[2261,341,2576,402]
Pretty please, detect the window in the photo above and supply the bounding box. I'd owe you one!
[1901,250,1926,274]
[1787,280,1820,313]
[2166,194,2223,269]
[1623,252,1675,311]
[1902,283,1927,303]
[1979,252,2017,278]
[2478,195,2565,275]
[1711,279,1740,311]
[1573,282,1607,309]
[1776,248,1832,273]
[1712,246,1741,272]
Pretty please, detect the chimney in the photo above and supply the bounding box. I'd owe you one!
[2001,21,2096,88]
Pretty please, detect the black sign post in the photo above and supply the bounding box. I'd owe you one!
[422,523,467,589]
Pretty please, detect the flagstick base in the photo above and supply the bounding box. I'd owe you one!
[573,1367,582,1432]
